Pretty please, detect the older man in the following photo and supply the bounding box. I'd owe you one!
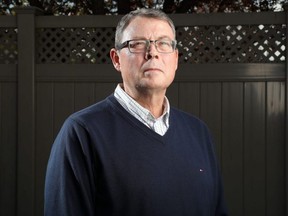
[45,8,228,216]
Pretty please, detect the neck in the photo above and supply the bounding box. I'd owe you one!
[122,84,166,118]
[137,95,165,118]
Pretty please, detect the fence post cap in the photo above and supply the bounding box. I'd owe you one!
[13,6,43,15]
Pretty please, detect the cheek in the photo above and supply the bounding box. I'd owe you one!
[166,56,178,73]
[119,57,141,80]
[119,54,141,70]
[173,52,179,70]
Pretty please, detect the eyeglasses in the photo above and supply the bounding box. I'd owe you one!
[116,39,177,53]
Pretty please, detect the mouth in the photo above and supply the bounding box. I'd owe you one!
[143,68,162,73]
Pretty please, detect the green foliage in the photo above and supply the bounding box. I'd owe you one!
[1,0,287,15]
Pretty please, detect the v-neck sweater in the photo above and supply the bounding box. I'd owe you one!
[113,84,170,136]
[44,95,228,216]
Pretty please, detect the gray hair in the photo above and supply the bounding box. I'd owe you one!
[114,8,176,49]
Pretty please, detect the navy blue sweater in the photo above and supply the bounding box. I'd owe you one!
[45,95,228,216]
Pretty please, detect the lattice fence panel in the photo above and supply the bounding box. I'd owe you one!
[36,27,115,64]
[0,24,286,65]
[177,24,286,63]
[0,28,18,64]
[36,24,286,64]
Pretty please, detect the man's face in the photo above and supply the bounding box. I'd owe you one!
[111,17,178,96]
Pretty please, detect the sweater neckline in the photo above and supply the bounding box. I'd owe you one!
[107,95,175,143]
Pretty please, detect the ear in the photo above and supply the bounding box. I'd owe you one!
[110,48,121,72]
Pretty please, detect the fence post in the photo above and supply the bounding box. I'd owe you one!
[14,6,43,216]
[284,3,288,216]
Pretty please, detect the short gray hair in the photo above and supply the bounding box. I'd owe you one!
[114,8,176,49]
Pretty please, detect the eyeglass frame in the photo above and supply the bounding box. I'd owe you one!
[116,39,177,53]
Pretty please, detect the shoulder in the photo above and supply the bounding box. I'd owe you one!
[72,95,112,116]
[67,94,119,125]
[170,107,207,127]
[53,95,119,144]
[53,95,122,136]
[170,107,213,139]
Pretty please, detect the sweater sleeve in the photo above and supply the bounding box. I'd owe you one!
[206,126,229,216]
[44,118,96,216]
[216,177,229,216]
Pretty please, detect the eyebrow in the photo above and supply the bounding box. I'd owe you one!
[129,36,173,41]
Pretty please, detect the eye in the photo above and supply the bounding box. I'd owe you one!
[129,40,146,49]
[157,40,172,47]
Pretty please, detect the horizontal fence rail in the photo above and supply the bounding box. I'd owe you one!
[0,6,287,216]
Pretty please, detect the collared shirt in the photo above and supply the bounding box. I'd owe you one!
[114,84,170,136]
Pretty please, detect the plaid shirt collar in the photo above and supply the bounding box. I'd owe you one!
[114,84,170,135]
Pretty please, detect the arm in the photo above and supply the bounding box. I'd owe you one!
[201,122,229,216]
[44,118,96,216]
[215,172,229,216]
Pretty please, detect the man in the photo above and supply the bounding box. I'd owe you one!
[45,8,228,216]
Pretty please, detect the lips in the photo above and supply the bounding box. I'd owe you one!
[142,61,163,73]
[143,67,162,73]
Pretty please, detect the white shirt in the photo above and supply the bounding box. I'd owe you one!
[114,84,170,136]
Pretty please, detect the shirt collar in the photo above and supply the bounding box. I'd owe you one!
[114,84,170,127]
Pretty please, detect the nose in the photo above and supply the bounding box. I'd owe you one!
[147,41,157,52]
[145,41,158,60]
